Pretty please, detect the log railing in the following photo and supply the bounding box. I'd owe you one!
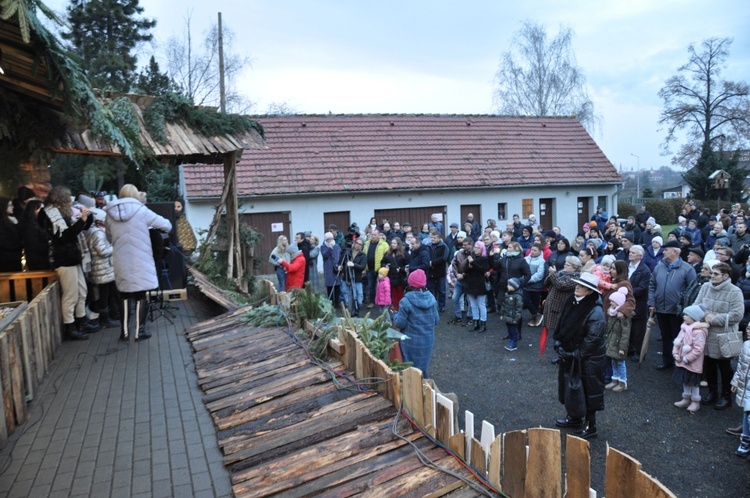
[0,280,62,448]
[0,271,58,303]
[330,327,676,498]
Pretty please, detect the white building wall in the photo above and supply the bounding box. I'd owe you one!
[184,183,620,270]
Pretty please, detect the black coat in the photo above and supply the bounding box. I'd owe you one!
[37,210,92,269]
[22,220,50,271]
[382,251,407,287]
[463,254,490,296]
[0,221,22,272]
[409,244,431,273]
[338,249,366,283]
[493,253,531,288]
[556,296,607,413]
[628,262,652,320]
[428,240,449,279]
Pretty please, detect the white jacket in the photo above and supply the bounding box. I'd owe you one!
[105,198,172,293]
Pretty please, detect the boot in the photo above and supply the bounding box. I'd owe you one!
[64,322,89,341]
[714,393,732,411]
[674,395,691,408]
[447,314,463,325]
[555,415,583,428]
[727,424,743,436]
[737,436,750,458]
[98,309,120,329]
[135,299,150,340]
[529,314,539,327]
[605,380,618,390]
[687,396,702,413]
[477,321,486,333]
[76,316,101,333]
[120,299,129,341]
[701,390,717,405]
[572,422,598,439]
[612,380,627,393]
[473,319,481,331]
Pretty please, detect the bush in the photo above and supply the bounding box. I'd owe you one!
[617,202,637,219]
[644,199,678,225]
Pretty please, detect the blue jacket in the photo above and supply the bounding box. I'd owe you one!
[409,244,431,273]
[648,258,696,314]
[394,289,439,377]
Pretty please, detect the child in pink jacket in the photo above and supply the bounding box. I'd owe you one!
[672,305,708,413]
[375,267,392,318]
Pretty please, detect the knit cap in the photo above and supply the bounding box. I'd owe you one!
[682,305,705,322]
[457,231,467,239]
[324,232,334,240]
[647,217,656,226]
[652,236,663,246]
[507,278,521,290]
[609,287,628,308]
[601,254,616,265]
[378,267,389,277]
[407,269,427,289]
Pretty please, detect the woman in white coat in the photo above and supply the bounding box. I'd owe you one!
[105,184,172,341]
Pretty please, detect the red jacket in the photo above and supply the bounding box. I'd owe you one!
[281,253,306,290]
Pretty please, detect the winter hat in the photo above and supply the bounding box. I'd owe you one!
[652,236,663,246]
[680,232,692,242]
[507,278,521,290]
[609,287,628,308]
[682,304,705,322]
[324,232,334,240]
[601,254,616,266]
[583,223,590,230]
[450,222,459,228]
[652,224,662,233]
[457,231,467,239]
[571,273,601,294]
[545,230,557,238]
[646,217,656,226]
[704,259,720,270]
[589,221,598,228]
[407,269,427,289]
[678,216,687,224]
[688,247,704,258]
[621,232,634,243]
[378,267,389,277]
[490,230,500,239]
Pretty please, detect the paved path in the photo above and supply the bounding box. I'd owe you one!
[0,297,232,497]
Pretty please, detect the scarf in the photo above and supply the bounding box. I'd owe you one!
[553,291,601,345]
[44,206,91,272]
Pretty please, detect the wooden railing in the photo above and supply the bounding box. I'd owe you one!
[330,327,676,498]
[0,280,62,448]
[0,271,58,303]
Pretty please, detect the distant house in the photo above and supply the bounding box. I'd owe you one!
[181,115,623,274]
[662,183,691,199]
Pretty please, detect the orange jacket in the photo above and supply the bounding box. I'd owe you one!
[281,253,306,290]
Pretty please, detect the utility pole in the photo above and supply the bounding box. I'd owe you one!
[218,12,226,113]
[631,153,640,198]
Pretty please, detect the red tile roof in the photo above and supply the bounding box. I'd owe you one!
[182,114,622,198]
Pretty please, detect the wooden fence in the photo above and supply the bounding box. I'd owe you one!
[0,274,62,448]
[329,327,676,498]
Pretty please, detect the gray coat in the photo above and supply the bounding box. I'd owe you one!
[731,340,750,410]
[693,277,744,359]
[86,226,115,284]
[647,259,696,314]
[105,198,172,293]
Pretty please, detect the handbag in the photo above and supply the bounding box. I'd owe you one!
[718,331,743,358]
[484,278,493,292]
[564,357,586,419]
[717,314,743,359]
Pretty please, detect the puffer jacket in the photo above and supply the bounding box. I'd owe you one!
[38,208,92,268]
[105,198,172,293]
[501,290,523,324]
[86,226,115,284]
[605,315,631,360]
[672,322,708,374]
[693,277,744,359]
[731,340,750,410]
[394,288,439,377]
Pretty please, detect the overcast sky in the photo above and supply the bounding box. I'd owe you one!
[44,0,749,174]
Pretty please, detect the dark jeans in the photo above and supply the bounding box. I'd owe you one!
[704,356,734,396]
[656,312,682,366]
[366,269,377,303]
[629,317,647,355]
[428,275,446,310]
[523,289,542,315]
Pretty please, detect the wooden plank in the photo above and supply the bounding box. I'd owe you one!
[384,369,400,409]
[30,302,44,384]
[423,382,435,438]
[18,312,33,401]
[0,346,7,447]
[526,427,561,497]
[358,453,471,497]
[488,435,502,491]
[448,433,465,460]
[503,430,527,498]
[402,367,424,428]
[0,280,11,303]
[564,434,591,498]
[605,445,642,498]
[343,328,358,373]
[0,334,14,432]
[435,392,454,444]
[8,327,26,425]
[469,437,486,474]
[636,469,677,498]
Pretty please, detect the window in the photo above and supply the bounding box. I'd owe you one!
[597,196,608,214]
[522,198,533,219]
[497,203,507,221]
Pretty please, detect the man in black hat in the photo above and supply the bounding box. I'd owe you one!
[687,247,704,274]
[648,240,696,370]
[616,233,634,262]
[446,222,460,255]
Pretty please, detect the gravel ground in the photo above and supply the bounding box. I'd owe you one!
[428,300,750,497]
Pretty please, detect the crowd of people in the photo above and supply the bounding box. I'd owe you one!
[3,185,181,343]
[272,204,750,446]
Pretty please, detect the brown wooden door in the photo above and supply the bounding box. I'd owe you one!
[324,211,351,235]
[577,197,591,231]
[539,198,554,232]
[240,211,291,275]
[460,204,482,234]
[373,206,446,235]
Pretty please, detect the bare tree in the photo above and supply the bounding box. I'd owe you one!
[265,102,300,115]
[493,21,596,133]
[164,13,253,113]
[658,37,750,169]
